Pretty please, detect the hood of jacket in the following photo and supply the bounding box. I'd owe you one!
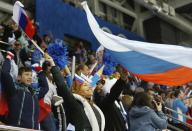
[129,106,152,118]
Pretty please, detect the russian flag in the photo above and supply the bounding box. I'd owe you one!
[74,74,85,84]
[12,1,35,39]
[82,1,192,86]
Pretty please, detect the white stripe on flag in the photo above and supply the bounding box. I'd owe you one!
[81,1,192,68]
[12,1,24,24]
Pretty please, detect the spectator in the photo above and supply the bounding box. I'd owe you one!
[73,41,88,64]
[10,40,30,67]
[94,71,130,131]
[43,34,52,45]
[129,92,167,131]
[1,52,48,129]
[38,62,59,131]
[76,64,90,76]
[172,89,189,130]
[45,53,105,131]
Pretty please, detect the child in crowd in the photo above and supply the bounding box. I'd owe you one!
[1,52,48,129]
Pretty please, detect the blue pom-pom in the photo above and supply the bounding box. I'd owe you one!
[102,51,117,75]
[47,39,68,69]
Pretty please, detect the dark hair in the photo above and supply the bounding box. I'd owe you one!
[131,92,152,108]
[43,34,48,39]
[14,30,22,40]
[42,62,54,82]
[18,67,32,76]
[42,61,51,71]
[174,90,181,98]
[97,79,105,85]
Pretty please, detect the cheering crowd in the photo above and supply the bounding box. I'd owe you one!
[0,19,192,131]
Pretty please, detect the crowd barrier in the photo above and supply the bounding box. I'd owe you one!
[165,106,192,130]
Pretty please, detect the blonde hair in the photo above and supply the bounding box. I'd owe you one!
[72,80,82,93]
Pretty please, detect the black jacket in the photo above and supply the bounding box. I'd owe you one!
[95,79,128,131]
[51,66,93,131]
[1,59,48,129]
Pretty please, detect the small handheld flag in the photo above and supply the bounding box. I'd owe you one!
[12,1,35,39]
[12,1,44,54]
[91,65,105,88]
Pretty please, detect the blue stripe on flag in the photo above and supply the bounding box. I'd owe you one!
[19,12,27,30]
[107,50,180,74]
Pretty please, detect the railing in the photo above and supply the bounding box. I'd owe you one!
[0,125,40,131]
[165,107,192,121]
[167,123,183,131]
[165,106,192,129]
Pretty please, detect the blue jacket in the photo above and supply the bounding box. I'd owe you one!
[1,59,48,129]
[129,106,167,131]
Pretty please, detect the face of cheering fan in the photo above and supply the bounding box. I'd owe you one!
[18,71,32,86]
[78,82,93,99]
[17,67,33,86]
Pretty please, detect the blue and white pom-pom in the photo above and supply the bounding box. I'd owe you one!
[47,39,68,70]
[102,51,117,75]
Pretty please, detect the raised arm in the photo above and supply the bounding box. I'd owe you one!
[101,78,126,106]
[44,53,82,109]
[37,71,49,99]
[1,58,16,96]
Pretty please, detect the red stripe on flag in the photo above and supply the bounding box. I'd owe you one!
[24,16,36,39]
[133,66,192,86]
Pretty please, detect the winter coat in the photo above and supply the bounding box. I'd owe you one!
[51,66,105,131]
[129,106,167,131]
[1,59,48,129]
[95,79,129,131]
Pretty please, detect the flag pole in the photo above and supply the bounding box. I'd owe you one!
[31,39,44,55]
[22,31,45,55]
[88,61,98,76]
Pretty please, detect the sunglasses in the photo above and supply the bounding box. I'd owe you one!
[15,43,21,46]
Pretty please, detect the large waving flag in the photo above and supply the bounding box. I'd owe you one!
[12,1,35,39]
[81,1,192,86]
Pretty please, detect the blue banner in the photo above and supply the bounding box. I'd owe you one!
[36,0,144,50]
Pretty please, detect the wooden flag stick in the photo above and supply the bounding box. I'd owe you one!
[22,31,45,55]
[31,39,44,55]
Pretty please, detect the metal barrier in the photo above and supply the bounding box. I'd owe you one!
[165,106,192,129]
[0,125,40,131]
[167,123,183,131]
[165,107,192,121]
